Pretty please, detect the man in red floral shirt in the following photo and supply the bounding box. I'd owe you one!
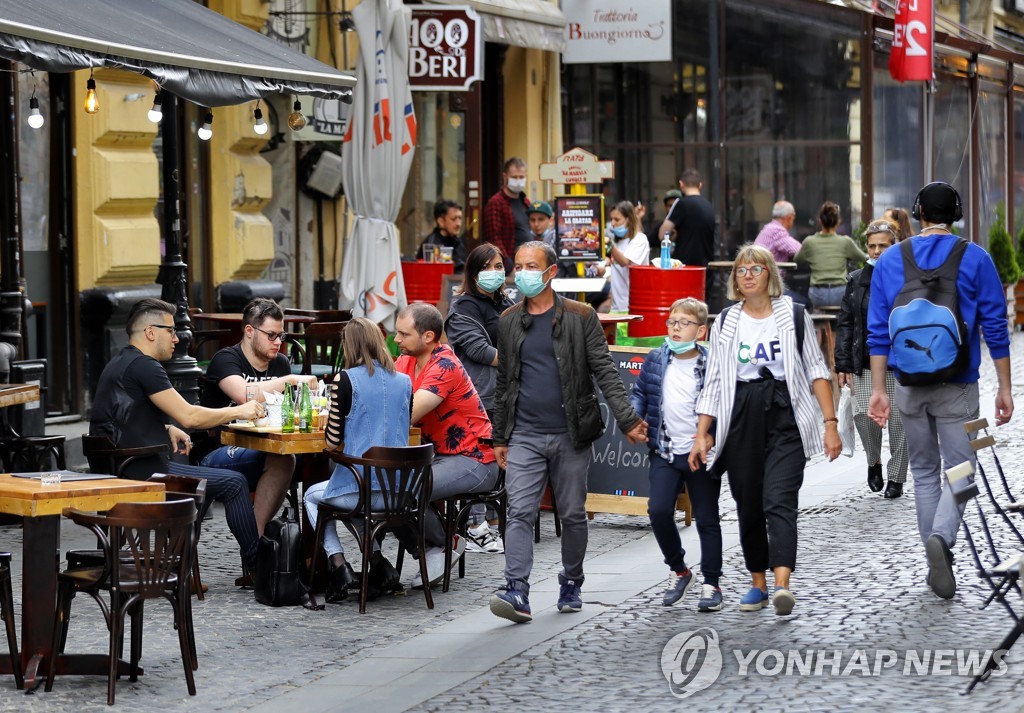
[394,302,499,587]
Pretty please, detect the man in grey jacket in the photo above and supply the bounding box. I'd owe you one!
[489,241,647,623]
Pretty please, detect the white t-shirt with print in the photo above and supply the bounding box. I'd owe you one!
[662,353,700,455]
[735,310,786,381]
[609,233,650,312]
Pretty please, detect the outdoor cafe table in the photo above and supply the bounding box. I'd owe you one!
[0,383,40,410]
[597,313,642,345]
[0,474,164,688]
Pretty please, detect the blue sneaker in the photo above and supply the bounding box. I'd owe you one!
[662,570,694,607]
[738,586,769,611]
[490,581,532,623]
[697,584,724,612]
[557,579,583,613]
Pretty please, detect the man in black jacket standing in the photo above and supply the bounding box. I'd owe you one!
[489,241,647,623]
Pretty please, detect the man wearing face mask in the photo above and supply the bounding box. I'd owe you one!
[483,157,533,264]
[489,241,648,623]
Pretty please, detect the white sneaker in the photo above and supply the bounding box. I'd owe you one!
[411,535,466,589]
[465,523,504,554]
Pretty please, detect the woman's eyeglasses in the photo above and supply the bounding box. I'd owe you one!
[735,265,766,277]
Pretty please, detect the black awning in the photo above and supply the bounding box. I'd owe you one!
[0,0,354,106]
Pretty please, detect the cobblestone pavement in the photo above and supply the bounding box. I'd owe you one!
[1,334,1022,712]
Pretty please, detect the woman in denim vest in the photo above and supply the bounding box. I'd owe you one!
[303,318,412,603]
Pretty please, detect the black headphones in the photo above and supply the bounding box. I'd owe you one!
[911,181,963,223]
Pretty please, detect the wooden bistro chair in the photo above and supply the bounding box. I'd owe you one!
[81,435,168,479]
[308,444,435,613]
[46,499,198,705]
[289,321,348,379]
[0,552,22,690]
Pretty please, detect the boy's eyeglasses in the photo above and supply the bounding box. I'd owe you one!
[735,265,766,277]
[666,319,701,329]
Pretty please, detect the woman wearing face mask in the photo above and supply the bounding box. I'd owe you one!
[444,244,515,553]
[595,201,650,312]
[834,218,908,498]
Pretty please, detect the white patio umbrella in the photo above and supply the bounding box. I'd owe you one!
[338,0,416,329]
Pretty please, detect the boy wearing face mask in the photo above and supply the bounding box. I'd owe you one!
[630,297,724,613]
[483,157,533,264]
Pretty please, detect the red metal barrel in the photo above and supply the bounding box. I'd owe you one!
[627,265,706,337]
[401,261,454,305]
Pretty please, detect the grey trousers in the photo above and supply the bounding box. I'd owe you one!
[504,431,592,590]
[895,381,979,548]
[853,369,908,483]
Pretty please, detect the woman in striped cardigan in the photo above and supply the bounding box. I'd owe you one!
[689,244,841,616]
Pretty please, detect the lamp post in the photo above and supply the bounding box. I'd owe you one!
[155,93,202,403]
[0,63,25,379]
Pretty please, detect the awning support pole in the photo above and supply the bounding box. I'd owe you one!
[0,62,25,379]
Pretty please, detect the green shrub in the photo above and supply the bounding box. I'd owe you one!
[989,202,1021,286]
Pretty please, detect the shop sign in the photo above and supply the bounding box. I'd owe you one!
[554,194,605,263]
[889,0,933,82]
[540,147,615,186]
[561,0,671,65]
[407,5,483,91]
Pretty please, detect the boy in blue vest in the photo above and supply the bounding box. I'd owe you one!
[867,181,1014,600]
[630,297,723,611]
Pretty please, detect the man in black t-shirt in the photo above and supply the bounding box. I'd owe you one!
[197,298,318,534]
[658,168,717,267]
[90,298,264,571]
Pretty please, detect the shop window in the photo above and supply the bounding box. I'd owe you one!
[932,75,971,235]
[1014,92,1024,235]
[978,85,1007,246]
[872,62,924,217]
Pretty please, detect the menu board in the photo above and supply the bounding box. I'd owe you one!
[554,194,605,263]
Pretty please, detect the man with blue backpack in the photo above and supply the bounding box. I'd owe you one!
[867,181,1014,600]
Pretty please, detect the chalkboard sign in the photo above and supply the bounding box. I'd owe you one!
[585,344,691,521]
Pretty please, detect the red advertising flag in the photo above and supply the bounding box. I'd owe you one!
[890,0,933,82]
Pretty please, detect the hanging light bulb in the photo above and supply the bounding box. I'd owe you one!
[84,72,99,115]
[27,95,44,129]
[253,103,268,136]
[197,111,213,141]
[147,91,163,123]
[287,99,306,131]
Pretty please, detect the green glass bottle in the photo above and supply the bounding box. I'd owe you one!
[281,385,295,434]
[299,383,313,434]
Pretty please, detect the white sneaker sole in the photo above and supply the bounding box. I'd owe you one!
[773,589,795,616]
[490,595,532,623]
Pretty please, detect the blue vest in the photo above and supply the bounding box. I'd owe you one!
[322,364,412,499]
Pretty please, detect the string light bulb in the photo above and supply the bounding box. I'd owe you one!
[84,72,99,115]
[147,91,163,123]
[27,95,44,129]
[253,103,268,135]
[197,111,213,141]
[287,99,306,131]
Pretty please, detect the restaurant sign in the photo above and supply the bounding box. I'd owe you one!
[562,0,672,64]
[407,5,483,91]
[889,0,933,83]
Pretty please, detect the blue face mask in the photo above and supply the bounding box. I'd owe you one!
[866,257,877,266]
[515,268,550,298]
[611,225,628,239]
[665,337,697,354]
[476,269,505,293]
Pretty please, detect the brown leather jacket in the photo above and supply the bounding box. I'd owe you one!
[492,292,642,447]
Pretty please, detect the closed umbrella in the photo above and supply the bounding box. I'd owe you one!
[338,0,416,328]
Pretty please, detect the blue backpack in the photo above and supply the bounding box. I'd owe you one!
[888,238,969,386]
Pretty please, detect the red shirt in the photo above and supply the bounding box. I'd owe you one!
[396,345,494,464]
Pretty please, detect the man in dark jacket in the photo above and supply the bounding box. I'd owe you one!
[489,241,647,623]
[834,218,907,498]
[416,199,467,273]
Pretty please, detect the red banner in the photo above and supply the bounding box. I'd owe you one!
[890,0,933,82]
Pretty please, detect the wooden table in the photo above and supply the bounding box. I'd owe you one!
[0,384,40,409]
[597,313,642,345]
[0,474,164,688]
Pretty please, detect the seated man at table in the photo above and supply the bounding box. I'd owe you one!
[194,297,318,534]
[417,198,467,274]
[89,298,264,572]
[394,303,500,587]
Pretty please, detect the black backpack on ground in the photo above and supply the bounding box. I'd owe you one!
[254,509,305,607]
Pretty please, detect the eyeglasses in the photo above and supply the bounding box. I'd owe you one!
[255,327,286,343]
[666,318,701,329]
[148,324,176,334]
[735,265,766,277]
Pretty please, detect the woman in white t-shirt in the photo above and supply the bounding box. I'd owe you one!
[689,244,841,617]
[596,201,649,312]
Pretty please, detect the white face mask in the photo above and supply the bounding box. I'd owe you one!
[507,177,527,194]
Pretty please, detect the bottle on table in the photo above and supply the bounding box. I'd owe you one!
[282,384,295,434]
[661,232,672,269]
[299,383,313,434]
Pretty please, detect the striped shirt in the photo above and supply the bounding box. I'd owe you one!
[696,297,832,470]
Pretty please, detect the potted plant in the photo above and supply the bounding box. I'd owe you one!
[989,202,1021,326]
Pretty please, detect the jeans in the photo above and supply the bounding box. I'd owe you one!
[422,455,499,548]
[201,446,267,491]
[648,454,722,586]
[303,482,386,557]
[895,381,979,548]
[808,284,846,310]
[504,431,591,590]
